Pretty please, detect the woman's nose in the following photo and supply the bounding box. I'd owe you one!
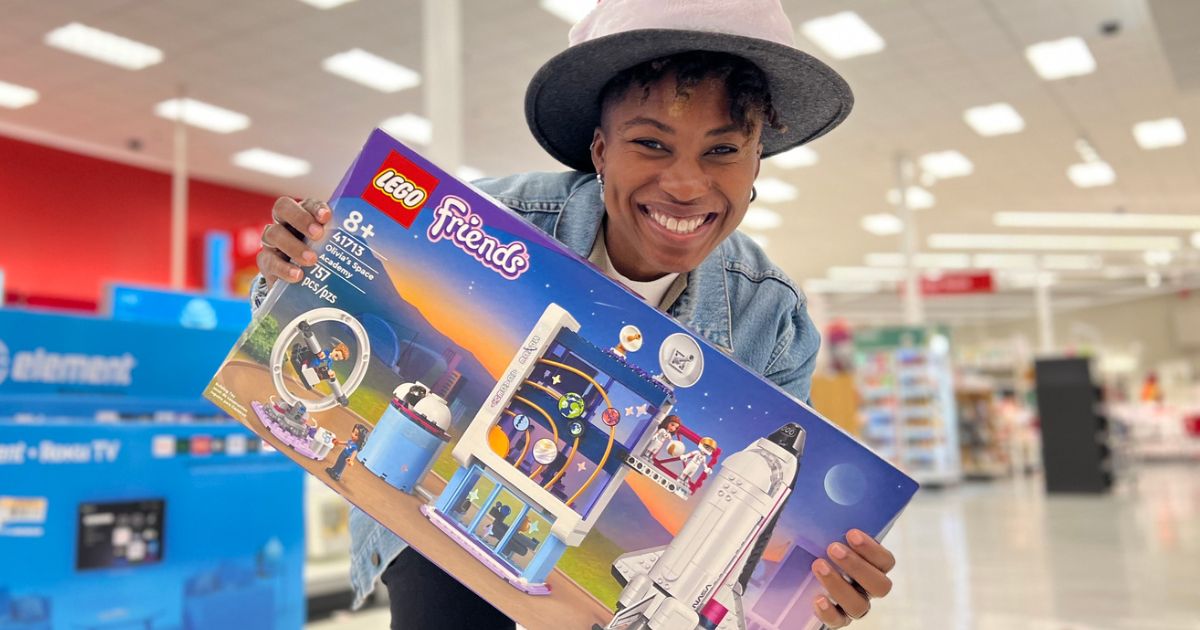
[657,157,710,202]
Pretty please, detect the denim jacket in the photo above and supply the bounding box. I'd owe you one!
[254,170,821,607]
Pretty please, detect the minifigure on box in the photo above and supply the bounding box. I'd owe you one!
[325,424,370,482]
[641,415,681,459]
[677,437,717,487]
[306,337,349,377]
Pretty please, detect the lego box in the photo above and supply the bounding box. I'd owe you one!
[204,130,919,630]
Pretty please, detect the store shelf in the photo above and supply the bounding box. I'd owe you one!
[855,328,963,486]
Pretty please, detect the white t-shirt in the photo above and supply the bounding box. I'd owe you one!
[590,227,683,309]
[602,251,679,306]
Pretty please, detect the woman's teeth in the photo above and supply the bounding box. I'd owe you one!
[647,208,707,235]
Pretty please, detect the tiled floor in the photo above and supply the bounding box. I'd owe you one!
[307,462,1200,630]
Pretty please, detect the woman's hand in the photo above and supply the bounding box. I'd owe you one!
[257,197,332,286]
[811,529,895,627]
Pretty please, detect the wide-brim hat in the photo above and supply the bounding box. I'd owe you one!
[525,0,854,173]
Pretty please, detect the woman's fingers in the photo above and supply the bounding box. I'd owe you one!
[829,540,893,599]
[812,558,870,620]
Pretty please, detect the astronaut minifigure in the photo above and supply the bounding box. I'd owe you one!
[641,415,681,459]
[677,437,717,487]
[307,337,350,376]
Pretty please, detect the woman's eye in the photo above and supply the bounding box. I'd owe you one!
[709,145,738,155]
[634,139,664,150]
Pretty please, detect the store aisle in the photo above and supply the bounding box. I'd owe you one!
[307,463,1200,630]
[855,463,1200,630]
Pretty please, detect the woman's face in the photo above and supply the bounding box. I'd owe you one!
[591,74,763,281]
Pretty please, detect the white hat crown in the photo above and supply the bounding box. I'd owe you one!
[569,0,796,49]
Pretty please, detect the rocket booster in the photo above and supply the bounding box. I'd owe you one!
[603,423,806,630]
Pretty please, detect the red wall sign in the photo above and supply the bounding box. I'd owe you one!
[920,272,994,296]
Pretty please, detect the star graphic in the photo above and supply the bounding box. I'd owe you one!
[625,406,635,416]
[552,374,562,385]
[468,489,479,503]
[636,403,649,417]
[527,521,539,535]
[577,461,588,472]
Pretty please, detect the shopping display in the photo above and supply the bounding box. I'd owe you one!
[203,130,920,630]
[0,307,307,630]
[1035,357,1114,494]
[0,421,305,630]
[853,327,962,486]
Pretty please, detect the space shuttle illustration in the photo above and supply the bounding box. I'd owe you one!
[598,423,806,630]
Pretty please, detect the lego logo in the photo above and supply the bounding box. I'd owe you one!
[373,169,428,209]
[361,150,440,229]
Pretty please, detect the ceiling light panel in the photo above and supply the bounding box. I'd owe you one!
[154,98,249,134]
[800,12,885,60]
[770,146,818,169]
[994,211,1200,231]
[972,253,1037,269]
[742,207,783,231]
[804,279,883,294]
[743,232,770,249]
[1040,254,1103,271]
[1067,161,1115,188]
[298,0,358,8]
[829,266,907,282]
[929,233,1181,251]
[381,113,432,145]
[1142,250,1173,266]
[964,103,1025,137]
[0,80,38,108]
[1025,36,1096,81]
[887,186,935,210]
[1133,118,1187,150]
[232,148,311,178]
[864,252,971,269]
[323,49,420,93]
[44,22,164,70]
[918,150,974,179]
[754,177,798,203]
[539,0,596,24]
[861,213,903,236]
[998,270,1057,289]
[456,165,486,182]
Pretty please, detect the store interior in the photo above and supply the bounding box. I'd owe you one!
[1,1,1198,629]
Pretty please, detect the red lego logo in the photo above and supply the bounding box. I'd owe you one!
[362,151,440,229]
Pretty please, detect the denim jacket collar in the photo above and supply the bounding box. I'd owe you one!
[551,176,734,352]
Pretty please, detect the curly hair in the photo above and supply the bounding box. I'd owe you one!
[599,50,785,136]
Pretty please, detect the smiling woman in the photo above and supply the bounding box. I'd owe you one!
[591,51,782,280]
[253,1,894,628]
